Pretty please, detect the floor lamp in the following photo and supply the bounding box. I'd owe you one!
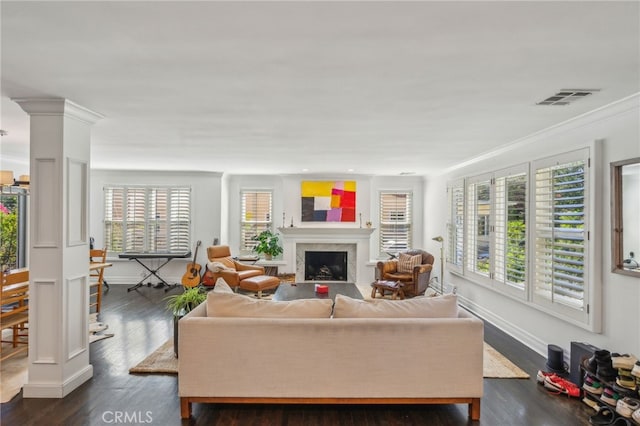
[432,236,444,294]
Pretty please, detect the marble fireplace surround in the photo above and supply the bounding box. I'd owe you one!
[278,227,375,285]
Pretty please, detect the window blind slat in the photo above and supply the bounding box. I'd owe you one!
[379,192,412,253]
[104,185,191,253]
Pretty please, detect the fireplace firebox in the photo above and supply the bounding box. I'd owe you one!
[304,251,348,281]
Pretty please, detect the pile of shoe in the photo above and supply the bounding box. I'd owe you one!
[581,350,640,425]
[536,370,581,397]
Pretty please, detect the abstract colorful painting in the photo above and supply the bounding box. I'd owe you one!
[301,181,356,222]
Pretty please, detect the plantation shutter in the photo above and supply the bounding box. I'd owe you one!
[465,176,491,277]
[533,153,588,312]
[104,187,124,252]
[126,187,146,252]
[169,187,191,252]
[104,185,191,253]
[241,190,273,251]
[494,171,527,290]
[447,181,464,268]
[379,192,412,254]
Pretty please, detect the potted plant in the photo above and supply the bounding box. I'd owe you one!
[165,286,207,357]
[252,229,283,260]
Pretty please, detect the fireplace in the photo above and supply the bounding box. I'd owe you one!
[280,227,374,284]
[305,251,348,281]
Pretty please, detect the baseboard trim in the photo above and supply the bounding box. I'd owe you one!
[23,365,93,398]
[457,294,549,359]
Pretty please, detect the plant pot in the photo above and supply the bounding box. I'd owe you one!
[264,254,273,261]
[173,308,186,358]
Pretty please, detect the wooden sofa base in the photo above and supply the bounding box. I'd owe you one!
[180,396,481,420]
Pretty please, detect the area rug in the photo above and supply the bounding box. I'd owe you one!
[129,340,177,374]
[129,339,530,379]
[483,342,530,379]
[0,321,113,403]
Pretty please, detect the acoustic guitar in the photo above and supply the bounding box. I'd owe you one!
[182,240,202,287]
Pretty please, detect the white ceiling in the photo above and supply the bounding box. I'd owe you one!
[1,1,639,177]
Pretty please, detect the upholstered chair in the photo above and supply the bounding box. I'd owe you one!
[205,245,264,289]
[376,249,434,297]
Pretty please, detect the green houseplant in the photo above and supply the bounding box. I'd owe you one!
[165,286,207,357]
[252,229,283,260]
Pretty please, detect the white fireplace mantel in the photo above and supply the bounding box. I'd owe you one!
[277,227,375,284]
[278,227,375,238]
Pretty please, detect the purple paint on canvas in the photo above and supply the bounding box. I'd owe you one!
[326,208,342,222]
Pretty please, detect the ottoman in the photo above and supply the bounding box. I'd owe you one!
[370,280,405,300]
[239,275,280,298]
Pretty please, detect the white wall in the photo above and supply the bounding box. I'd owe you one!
[89,170,222,284]
[425,94,640,360]
[89,171,425,284]
[224,174,424,277]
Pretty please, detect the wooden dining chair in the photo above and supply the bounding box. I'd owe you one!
[90,248,108,314]
[1,269,30,361]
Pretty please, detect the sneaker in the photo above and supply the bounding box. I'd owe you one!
[583,355,599,374]
[536,370,553,384]
[616,397,640,418]
[584,374,604,394]
[543,373,581,397]
[601,386,621,406]
[632,361,640,379]
[612,354,639,370]
[632,407,640,423]
[583,395,602,411]
[614,383,639,398]
[617,374,637,390]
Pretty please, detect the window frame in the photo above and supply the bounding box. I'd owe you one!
[103,185,191,254]
[451,146,598,330]
[378,191,413,256]
[240,189,273,253]
[531,148,591,324]
[446,179,464,274]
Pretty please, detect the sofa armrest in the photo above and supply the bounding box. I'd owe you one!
[233,262,265,274]
[216,270,241,286]
[376,260,398,276]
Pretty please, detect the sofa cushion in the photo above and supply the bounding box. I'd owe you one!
[397,252,422,273]
[333,293,458,318]
[213,278,234,294]
[207,291,333,318]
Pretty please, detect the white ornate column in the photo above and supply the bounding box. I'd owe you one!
[14,98,103,398]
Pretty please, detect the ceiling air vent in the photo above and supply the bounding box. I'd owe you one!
[537,89,600,106]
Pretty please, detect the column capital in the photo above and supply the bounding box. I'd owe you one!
[12,98,104,124]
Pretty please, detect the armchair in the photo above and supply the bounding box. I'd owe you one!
[204,245,264,289]
[376,249,434,297]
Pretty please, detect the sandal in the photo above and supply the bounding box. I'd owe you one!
[588,407,615,425]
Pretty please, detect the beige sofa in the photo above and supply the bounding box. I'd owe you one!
[178,287,484,420]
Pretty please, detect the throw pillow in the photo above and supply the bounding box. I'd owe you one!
[397,253,422,273]
[212,278,234,294]
[207,292,333,318]
[332,293,459,318]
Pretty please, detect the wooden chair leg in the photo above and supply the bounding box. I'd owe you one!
[96,282,102,313]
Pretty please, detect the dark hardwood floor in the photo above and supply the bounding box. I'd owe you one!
[1,285,594,425]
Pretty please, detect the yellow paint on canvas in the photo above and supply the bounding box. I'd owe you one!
[331,194,341,208]
[344,181,356,192]
[301,181,335,197]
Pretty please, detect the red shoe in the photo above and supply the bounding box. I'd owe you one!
[543,373,581,397]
